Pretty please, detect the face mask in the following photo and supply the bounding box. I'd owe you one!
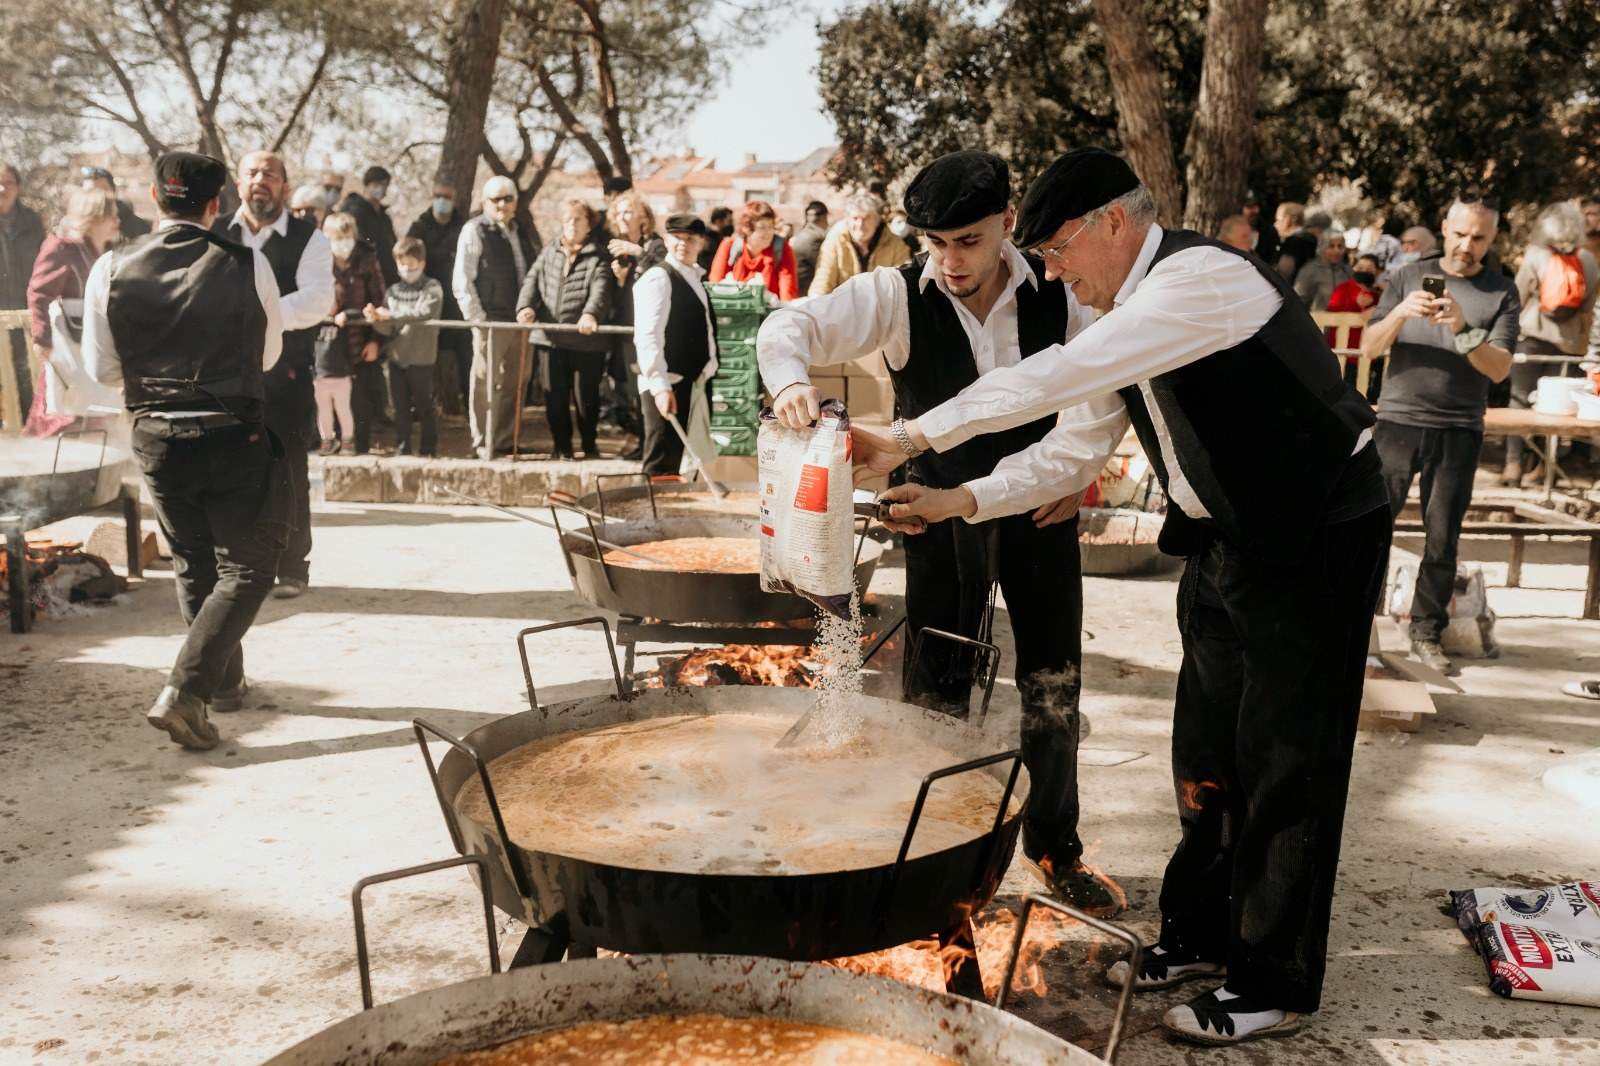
[323,188,341,208]
[366,183,388,203]
[1353,271,1376,287]
[398,265,425,284]
[432,198,453,220]
[888,219,909,238]
[330,238,356,260]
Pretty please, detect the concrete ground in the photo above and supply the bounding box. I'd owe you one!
[2,496,1598,1065]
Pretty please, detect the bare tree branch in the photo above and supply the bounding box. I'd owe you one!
[271,32,334,153]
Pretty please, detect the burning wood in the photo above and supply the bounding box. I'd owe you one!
[0,538,127,620]
[643,645,817,688]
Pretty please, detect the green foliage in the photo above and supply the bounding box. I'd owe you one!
[818,0,1600,219]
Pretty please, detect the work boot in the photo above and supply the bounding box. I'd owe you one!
[1411,639,1451,675]
[211,677,249,713]
[146,687,220,751]
[1162,986,1304,1046]
[1499,459,1522,487]
[1020,854,1124,918]
[1104,943,1226,991]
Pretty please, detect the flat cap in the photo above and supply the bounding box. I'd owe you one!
[903,151,1010,232]
[664,213,709,237]
[154,151,227,212]
[1014,147,1141,249]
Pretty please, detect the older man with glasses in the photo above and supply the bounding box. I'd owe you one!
[453,176,541,456]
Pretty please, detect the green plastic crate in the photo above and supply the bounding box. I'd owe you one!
[713,311,763,341]
[705,282,769,312]
[710,396,761,424]
[711,425,758,455]
[716,339,757,368]
[711,364,761,398]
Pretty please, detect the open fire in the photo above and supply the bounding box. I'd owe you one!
[0,538,126,620]
[641,644,818,688]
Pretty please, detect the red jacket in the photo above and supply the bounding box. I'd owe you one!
[709,236,798,301]
[1323,280,1377,350]
[26,235,101,350]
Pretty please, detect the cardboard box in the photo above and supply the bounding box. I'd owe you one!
[1358,673,1436,733]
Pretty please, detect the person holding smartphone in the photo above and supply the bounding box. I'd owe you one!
[1360,195,1519,674]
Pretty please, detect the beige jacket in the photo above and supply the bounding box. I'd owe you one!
[1516,244,1599,354]
[807,225,912,297]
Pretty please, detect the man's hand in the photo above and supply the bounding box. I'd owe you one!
[1391,288,1439,321]
[850,423,910,485]
[516,307,536,325]
[333,311,348,327]
[653,390,676,418]
[364,303,390,322]
[772,382,821,429]
[361,340,380,363]
[1430,293,1466,335]
[878,483,974,531]
[577,312,598,335]
[1031,490,1086,527]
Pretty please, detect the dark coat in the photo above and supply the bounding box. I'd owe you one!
[406,207,465,318]
[339,191,398,285]
[515,241,614,354]
[26,235,100,349]
[332,242,387,362]
[115,200,152,240]
[0,203,46,311]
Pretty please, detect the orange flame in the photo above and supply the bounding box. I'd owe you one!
[1179,779,1222,812]
[640,645,816,688]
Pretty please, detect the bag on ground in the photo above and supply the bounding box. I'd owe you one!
[758,399,855,618]
[1452,882,1600,941]
[1472,920,1600,1007]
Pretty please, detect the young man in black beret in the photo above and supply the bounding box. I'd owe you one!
[635,213,717,474]
[82,151,288,752]
[759,150,1128,917]
[860,147,1389,1046]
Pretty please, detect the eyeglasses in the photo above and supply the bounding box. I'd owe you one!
[1032,217,1096,264]
[487,194,515,205]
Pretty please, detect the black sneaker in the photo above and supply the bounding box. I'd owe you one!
[1104,943,1226,991]
[1162,986,1304,1046]
[1411,639,1451,675]
[1019,854,1125,918]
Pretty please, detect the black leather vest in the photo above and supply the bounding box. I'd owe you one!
[890,254,1067,489]
[1117,228,1376,565]
[473,216,536,321]
[107,225,265,416]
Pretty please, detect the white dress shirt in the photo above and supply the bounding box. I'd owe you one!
[83,220,283,406]
[758,241,1127,521]
[227,205,334,331]
[634,255,719,396]
[452,217,528,322]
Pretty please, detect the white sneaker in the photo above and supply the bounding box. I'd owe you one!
[1103,944,1226,991]
[1162,986,1304,1046]
[1561,679,1600,700]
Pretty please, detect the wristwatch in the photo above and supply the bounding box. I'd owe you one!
[890,417,923,458]
[1454,327,1487,356]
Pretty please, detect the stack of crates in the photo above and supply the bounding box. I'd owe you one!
[704,281,768,456]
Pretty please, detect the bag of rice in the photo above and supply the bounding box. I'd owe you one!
[1451,882,1600,941]
[1473,920,1600,1007]
[758,400,855,618]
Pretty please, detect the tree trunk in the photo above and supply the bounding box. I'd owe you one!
[436,0,509,202]
[1182,0,1269,235]
[1089,0,1183,226]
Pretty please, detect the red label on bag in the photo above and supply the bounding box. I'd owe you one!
[1489,960,1543,992]
[794,464,828,512]
[1503,924,1554,969]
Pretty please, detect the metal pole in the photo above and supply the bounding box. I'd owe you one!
[513,331,528,458]
[483,324,496,462]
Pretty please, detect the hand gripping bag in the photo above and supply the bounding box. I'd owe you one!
[758,400,855,618]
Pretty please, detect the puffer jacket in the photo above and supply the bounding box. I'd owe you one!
[515,240,614,353]
[807,223,912,297]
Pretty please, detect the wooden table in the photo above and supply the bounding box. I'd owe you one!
[1482,407,1600,503]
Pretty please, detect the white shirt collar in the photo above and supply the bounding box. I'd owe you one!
[229,205,289,238]
[1114,224,1164,308]
[667,254,704,280]
[917,240,1039,299]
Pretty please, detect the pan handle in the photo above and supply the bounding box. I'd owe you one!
[50,426,109,517]
[516,616,625,711]
[411,718,533,902]
[546,503,579,580]
[877,748,1023,919]
[352,854,501,1011]
[908,627,1003,726]
[593,471,668,522]
[995,893,1142,1064]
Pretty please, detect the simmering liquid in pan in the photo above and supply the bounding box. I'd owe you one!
[603,536,760,572]
[603,490,761,520]
[433,1013,959,1065]
[456,713,1014,875]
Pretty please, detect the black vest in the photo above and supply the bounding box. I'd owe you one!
[1119,229,1376,565]
[662,265,714,381]
[472,215,536,321]
[214,213,316,377]
[107,225,266,417]
[890,255,1066,489]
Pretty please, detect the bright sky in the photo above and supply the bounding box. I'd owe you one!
[681,1,845,169]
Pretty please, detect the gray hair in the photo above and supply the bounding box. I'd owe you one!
[1401,225,1437,253]
[845,191,885,217]
[1446,198,1499,227]
[1534,202,1584,253]
[1085,184,1157,227]
[1317,229,1347,252]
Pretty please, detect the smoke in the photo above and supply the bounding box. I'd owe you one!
[1018,665,1082,732]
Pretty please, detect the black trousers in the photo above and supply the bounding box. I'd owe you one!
[350,360,387,454]
[131,417,286,702]
[1375,420,1481,642]
[640,377,704,475]
[543,347,606,454]
[1158,505,1388,1013]
[903,512,1084,864]
[265,371,313,585]
[389,363,438,455]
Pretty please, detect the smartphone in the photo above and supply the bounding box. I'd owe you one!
[1422,276,1447,299]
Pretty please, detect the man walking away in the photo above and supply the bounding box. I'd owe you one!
[1361,196,1518,674]
[215,151,333,601]
[83,152,287,750]
[453,175,538,456]
[791,201,830,296]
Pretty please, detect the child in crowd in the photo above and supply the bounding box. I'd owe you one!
[324,211,386,454]
[368,237,444,456]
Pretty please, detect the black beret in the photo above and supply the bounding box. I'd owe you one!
[903,151,1010,232]
[1014,147,1141,249]
[154,151,227,213]
[663,213,709,237]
